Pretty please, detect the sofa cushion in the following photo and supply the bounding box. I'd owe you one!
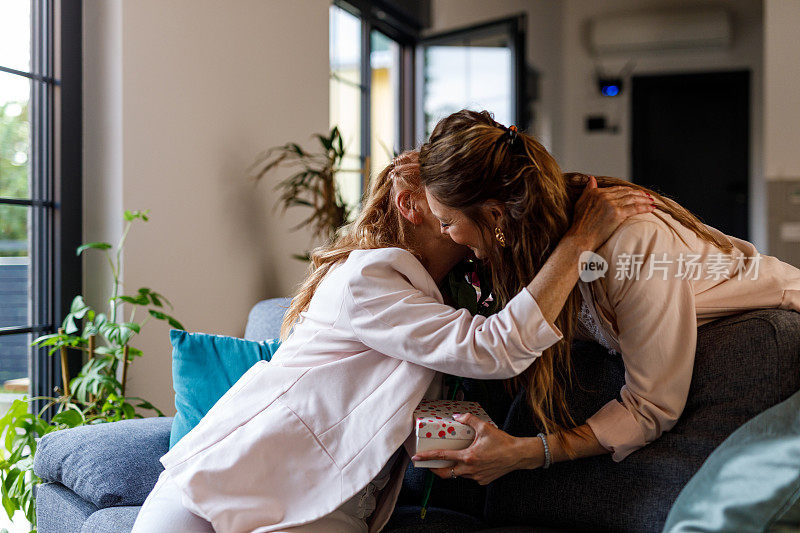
[663,387,800,532]
[483,309,800,533]
[36,482,98,533]
[169,329,281,447]
[34,417,173,508]
[81,506,141,533]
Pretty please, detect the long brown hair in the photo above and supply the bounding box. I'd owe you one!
[280,151,424,339]
[419,109,732,449]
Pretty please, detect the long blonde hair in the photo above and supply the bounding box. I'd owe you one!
[419,109,733,450]
[280,151,424,339]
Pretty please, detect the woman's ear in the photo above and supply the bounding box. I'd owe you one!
[395,189,422,225]
[482,200,505,226]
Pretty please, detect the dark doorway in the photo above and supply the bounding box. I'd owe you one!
[632,71,749,240]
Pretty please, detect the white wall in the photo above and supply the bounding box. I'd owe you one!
[83,0,123,317]
[431,0,765,250]
[560,0,765,250]
[83,0,329,415]
[764,0,800,179]
[428,0,565,157]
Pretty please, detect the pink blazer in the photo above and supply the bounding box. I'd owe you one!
[159,248,563,533]
[579,210,800,461]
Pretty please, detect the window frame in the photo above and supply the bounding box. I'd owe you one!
[416,15,527,143]
[0,0,82,416]
[332,0,418,192]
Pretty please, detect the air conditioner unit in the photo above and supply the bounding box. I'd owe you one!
[589,7,732,54]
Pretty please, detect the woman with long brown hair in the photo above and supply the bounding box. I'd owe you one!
[411,109,800,483]
[134,151,652,532]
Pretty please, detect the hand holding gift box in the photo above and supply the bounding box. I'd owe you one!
[411,399,497,468]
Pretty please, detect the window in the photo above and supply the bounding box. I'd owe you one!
[418,17,525,141]
[0,1,82,416]
[329,2,414,211]
[329,6,526,206]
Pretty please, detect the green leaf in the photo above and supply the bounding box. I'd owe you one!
[100,322,118,344]
[118,322,141,345]
[122,403,135,419]
[92,346,114,355]
[3,470,19,495]
[5,445,23,468]
[147,310,184,330]
[70,295,90,316]
[132,398,165,417]
[120,322,141,334]
[114,295,148,305]
[63,315,78,334]
[52,409,83,427]
[76,242,112,255]
[1,491,14,521]
[336,128,344,157]
[315,133,333,152]
[30,332,65,347]
[291,143,306,155]
[34,418,50,438]
[288,198,314,207]
[147,309,166,321]
[124,209,150,222]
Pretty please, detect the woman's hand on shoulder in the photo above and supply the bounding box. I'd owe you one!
[567,176,655,250]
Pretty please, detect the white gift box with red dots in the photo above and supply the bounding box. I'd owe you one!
[411,399,497,469]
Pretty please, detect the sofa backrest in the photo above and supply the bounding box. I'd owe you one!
[483,308,800,533]
[244,297,292,341]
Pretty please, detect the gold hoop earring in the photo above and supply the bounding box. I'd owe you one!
[494,227,507,248]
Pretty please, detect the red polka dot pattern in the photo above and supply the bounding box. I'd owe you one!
[412,399,497,440]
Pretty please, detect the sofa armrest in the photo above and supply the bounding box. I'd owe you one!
[34,417,173,508]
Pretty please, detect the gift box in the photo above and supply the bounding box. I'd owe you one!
[411,399,497,468]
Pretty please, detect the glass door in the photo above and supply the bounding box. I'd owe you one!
[417,17,524,142]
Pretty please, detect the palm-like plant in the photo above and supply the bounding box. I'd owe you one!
[251,127,361,259]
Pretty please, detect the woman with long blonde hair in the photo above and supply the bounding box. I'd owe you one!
[412,109,800,482]
[133,151,652,533]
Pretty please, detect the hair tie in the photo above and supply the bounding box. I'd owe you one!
[497,123,519,148]
[505,125,519,146]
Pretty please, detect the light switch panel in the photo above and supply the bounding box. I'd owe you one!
[780,222,800,242]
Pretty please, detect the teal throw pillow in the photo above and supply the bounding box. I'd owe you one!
[169,329,281,448]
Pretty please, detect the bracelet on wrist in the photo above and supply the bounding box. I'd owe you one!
[537,432,551,469]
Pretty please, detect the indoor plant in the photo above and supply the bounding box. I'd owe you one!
[0,209,183,532]
[251,126,361,260]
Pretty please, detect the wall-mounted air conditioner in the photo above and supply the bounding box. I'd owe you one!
[589,7,732,54]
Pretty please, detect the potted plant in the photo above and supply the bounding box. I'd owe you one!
[251,126,362,260]
[0,209,183,532]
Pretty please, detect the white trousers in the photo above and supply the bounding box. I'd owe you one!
[131,469,369,533]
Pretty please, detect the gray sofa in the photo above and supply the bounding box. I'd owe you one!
[33,298,800,532]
